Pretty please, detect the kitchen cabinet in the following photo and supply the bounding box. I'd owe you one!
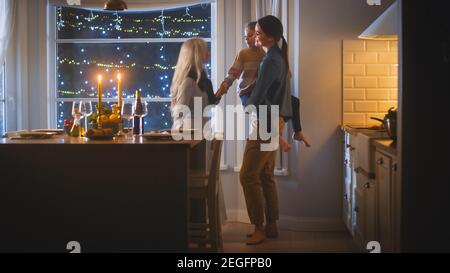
[342,130,354,232]
[374,140,400,253]
[342,128,399,252]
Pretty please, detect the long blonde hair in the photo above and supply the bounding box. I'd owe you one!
[171,38,208,106]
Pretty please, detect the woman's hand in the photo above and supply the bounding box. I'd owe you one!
[293,131,311,148]
[215,82,229,98]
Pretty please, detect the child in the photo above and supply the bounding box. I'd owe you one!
[216,22,310,151]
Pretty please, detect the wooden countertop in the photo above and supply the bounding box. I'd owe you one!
[0,135,202,148]
[373,139,397,156]
[341,125,385,136]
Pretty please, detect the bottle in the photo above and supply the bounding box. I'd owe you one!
[70,117,82,137]
[133,90,143,135]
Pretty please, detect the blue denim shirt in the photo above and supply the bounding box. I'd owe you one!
[244,45,292,120]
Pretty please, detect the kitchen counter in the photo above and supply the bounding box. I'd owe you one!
[341,125,385,136]
[373,139,397,156]
[0,135,204,253]
[0,135,202,147]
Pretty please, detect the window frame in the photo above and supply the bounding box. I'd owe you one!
[47,4,217,129]
[0,63,5,135]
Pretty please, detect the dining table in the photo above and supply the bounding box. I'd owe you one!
[0,134,205,253]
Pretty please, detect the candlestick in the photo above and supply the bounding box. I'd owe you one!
[117,73,122,113]
[98,75,103,129]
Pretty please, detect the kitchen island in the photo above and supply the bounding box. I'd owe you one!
[0,135,203,253]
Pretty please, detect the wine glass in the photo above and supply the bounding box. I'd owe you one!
[71,101,84,137]
[80,101,93,133]
[72,101,84,119]
[122,101,134,136]
[133,101,148,135]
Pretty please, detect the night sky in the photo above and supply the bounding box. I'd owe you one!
[56,4,212,131]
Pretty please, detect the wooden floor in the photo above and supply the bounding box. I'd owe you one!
[222,222,360,253]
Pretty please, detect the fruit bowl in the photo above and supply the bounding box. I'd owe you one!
[97,121,120,135]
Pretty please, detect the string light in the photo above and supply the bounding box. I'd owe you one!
[56,4,212,129]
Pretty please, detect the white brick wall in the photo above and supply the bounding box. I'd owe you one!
[343,40,398,126]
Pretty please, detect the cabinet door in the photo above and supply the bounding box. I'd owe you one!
[365,179,377,244]
[392,160,400,252]
[353,184,364,248]
[343,131,354,233]
[376,151,394,253]
[343,158,352,230]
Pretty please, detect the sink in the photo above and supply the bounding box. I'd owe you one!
[355,131,389,175]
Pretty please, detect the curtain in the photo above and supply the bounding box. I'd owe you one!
[49,0,214,10]
[254,0,282,19]
[0,0,15,65]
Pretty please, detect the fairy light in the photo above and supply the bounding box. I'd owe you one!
[55,4,212,129]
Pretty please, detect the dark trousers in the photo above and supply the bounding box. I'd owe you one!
[291,96,302,133]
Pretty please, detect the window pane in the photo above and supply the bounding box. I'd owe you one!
[57,101,172,131]
[57,4,211,39]
[57,42,211,99]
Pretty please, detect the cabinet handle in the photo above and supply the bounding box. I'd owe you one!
[364,183,370,189]
[377,158,384,165]
[346,144,356,151]
[392,163,398,172]
[344,159,349,165]
[344,194,348,201]
[354,207,359,213]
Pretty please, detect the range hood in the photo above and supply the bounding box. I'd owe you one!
[359,1,398,40]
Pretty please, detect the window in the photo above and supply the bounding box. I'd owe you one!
[0,63,5,135]
[53,4,213,131]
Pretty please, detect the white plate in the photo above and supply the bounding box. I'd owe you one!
[18,132,56,139]
[142,132,174,140]
[32,129,64,135]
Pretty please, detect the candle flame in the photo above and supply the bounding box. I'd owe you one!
[117,73,121,80]
[98,75,102,82]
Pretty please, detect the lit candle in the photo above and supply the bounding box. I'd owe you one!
[98,75,103,116]
[117,73,122,112]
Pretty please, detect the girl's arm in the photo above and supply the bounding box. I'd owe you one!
[216,52,244,98]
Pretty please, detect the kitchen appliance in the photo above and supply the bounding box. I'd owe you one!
[371,107,397,141]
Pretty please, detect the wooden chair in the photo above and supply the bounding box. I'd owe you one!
[188,138,224,253]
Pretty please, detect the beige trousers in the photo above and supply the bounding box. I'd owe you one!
[240,118,287,226]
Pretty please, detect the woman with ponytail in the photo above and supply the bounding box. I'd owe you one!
[239,15,294,245]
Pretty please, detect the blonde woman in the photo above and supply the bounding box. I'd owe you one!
[171,38,217,130]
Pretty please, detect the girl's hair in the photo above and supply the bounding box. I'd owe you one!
[257,15,289,72]
[246,21,257,31]
[171,38,208,106]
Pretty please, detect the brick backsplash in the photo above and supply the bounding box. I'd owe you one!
[343,40,399,126]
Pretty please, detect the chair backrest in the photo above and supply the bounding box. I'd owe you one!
[208,138,223,198]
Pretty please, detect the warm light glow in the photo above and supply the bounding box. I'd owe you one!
[117,73,121,81]
[98,75,102,82]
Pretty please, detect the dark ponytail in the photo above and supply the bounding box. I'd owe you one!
[257,15,290,73]
[281,36,289,74]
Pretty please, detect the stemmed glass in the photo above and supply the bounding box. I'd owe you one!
[133,101,148,135]
[122,101,134,137]
[80,101,93,134]
[71,101,84,137]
